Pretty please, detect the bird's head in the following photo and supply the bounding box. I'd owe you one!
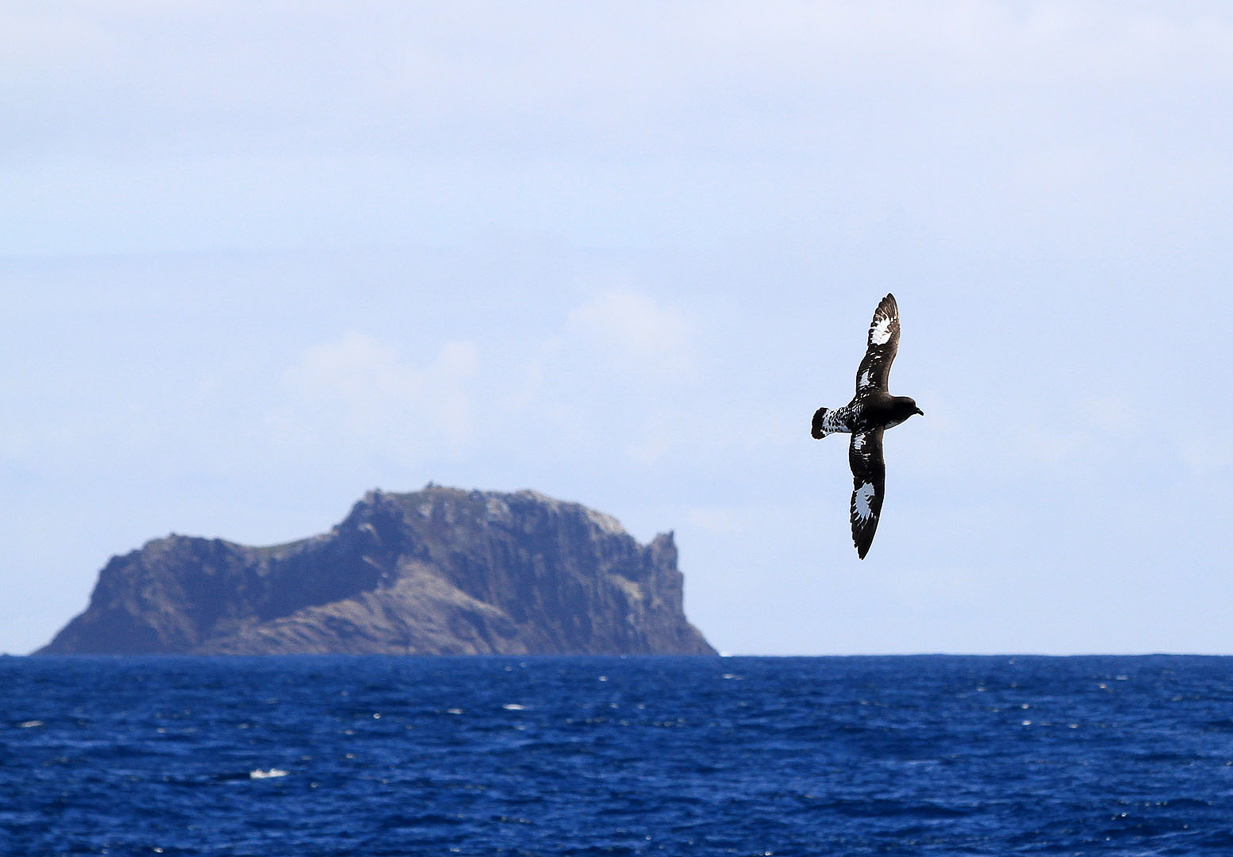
[894,396,924,421]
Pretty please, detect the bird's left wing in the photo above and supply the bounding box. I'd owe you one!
[849,429,885,559]
[855,293,900,393]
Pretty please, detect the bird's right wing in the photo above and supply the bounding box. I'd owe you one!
[855,293,900,393]
[849,429,885,559]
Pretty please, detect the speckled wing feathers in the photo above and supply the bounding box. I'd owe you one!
[848,429,885,560]
[855,294,900,393]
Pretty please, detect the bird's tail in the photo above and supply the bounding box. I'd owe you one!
[811,407,830,439]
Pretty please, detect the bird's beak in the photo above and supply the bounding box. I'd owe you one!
[915,407,925,416]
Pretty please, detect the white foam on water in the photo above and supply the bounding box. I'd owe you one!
[502,703,526,711]
[19,720,44,728]
[249,768,288,779]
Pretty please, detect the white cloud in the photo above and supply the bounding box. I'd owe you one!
[469,287,704,469]
[687,2,1233,86]
[563,288,696,381]
[273,332,479,462]
[6,3,1233,258]
[687,505,747,535]
[1180,435,1233,476]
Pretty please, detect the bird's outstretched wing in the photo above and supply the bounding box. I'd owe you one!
[855,293,900,393]
[849,429,885,559]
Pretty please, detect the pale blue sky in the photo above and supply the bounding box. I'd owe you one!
[4,2,1232,655]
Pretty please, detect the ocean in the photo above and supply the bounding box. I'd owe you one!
[4,655,1233,856]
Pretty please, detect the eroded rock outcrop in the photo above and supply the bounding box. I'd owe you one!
[37,486,716,656]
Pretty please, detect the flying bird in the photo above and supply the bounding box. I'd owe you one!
[811,294,923,559]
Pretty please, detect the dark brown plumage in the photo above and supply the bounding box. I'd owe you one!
[811,294,923,558]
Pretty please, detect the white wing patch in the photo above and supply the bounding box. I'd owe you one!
[859,369,873,388]
[853,482,877,520]
[870,315,893,345]
[822,407,851,435]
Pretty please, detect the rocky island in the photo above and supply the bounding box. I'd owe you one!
[36,486,716,656]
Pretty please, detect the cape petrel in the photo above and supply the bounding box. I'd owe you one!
[811,293,923,559]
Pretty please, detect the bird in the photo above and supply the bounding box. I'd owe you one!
[811,294,923,559]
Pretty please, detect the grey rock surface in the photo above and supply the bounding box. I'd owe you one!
[37,486,716,656]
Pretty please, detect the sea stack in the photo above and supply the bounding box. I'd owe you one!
[36,486,716,656]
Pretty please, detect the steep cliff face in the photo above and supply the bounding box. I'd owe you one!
[37,487,716,656]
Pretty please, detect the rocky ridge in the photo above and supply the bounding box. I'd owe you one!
[37,486,716,656]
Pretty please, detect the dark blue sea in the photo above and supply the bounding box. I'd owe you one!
[5,656,1233,856]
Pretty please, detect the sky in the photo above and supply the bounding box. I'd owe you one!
[3,1,1232,656]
